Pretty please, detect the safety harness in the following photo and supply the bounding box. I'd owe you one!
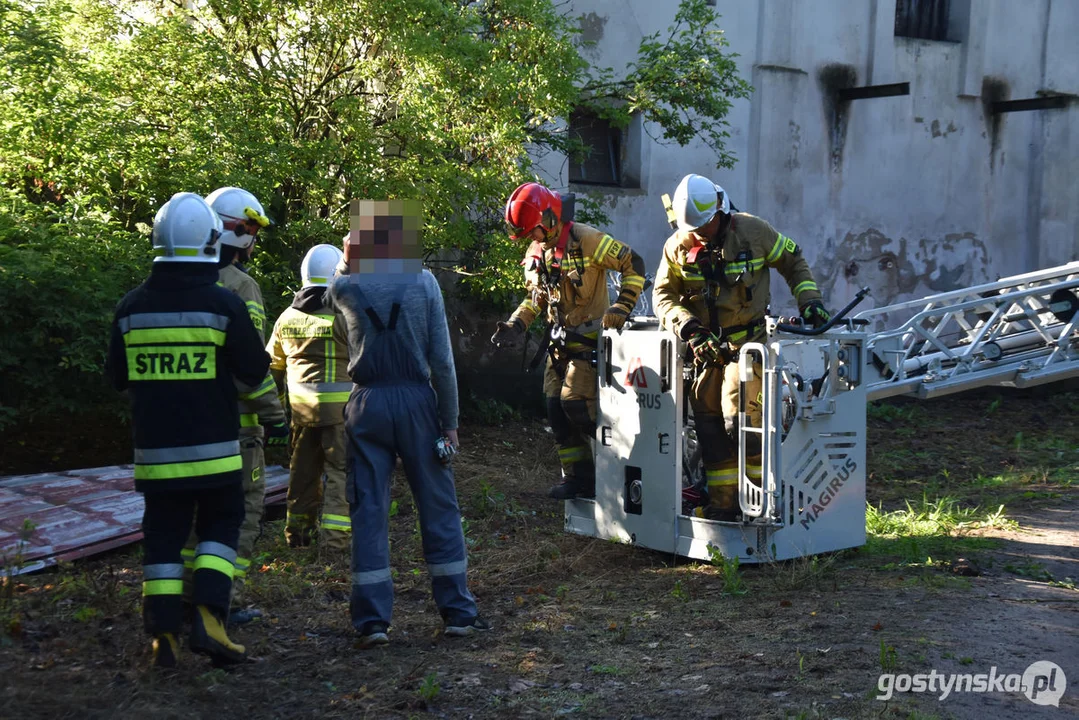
[684,220,765,362]
[527,224,598,371]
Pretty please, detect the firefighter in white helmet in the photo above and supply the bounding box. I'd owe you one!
[106,192,268,667]
[654,174,830,520]
[179,187,287,625]
[266,243,352,551]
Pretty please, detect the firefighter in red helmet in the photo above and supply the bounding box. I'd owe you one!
[492,182,647,499]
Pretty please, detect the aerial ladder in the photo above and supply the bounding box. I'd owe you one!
[566,261,1079,562]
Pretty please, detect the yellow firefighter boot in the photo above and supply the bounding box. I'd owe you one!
[189,605,247,665]
[151,632,180,669]
[697,484,740,522]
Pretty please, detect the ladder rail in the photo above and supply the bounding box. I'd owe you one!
[855,261,1079,401]
[854,261,1079,321]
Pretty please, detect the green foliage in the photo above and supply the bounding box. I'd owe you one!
[461,392,520,426]
[0,0,749,429]
[706,543,747,595]
[864,495,1015,565]
[670,578,689,602]
[576,0,752,168]
[879,637,898,671]
[0,189,147,427]
[417,672,441,703]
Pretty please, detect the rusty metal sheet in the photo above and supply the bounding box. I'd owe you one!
[0,464,290,575]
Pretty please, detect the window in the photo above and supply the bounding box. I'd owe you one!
[894,0,951,41]
[568,109,623,187]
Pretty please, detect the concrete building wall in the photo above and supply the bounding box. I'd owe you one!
[539,0,1079,317]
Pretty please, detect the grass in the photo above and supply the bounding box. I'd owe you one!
[866,391,1079,511]
[706,544,748,596]
[1,394,1075,718]
[879,637,898,671]
[863,494,1016,566]
[766,553,839,592]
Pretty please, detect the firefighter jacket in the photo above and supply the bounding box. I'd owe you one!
[508,222,647,334]
[219,262,286,436]
[106,263,271,492]
[266,286,351,427]
[653,213,823,346]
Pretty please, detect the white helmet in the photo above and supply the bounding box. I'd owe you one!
[151,192,223,263]
[301,244,344,287]
[672,174,730,232]
[204,187,271,249]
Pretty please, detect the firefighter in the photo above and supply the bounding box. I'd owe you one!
[106,192,269,667]
[183,186,288,625]
[492,182,647,500]
[266,243,352,551]
[654,174,830,520]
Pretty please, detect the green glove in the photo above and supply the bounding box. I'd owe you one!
[263,421,289,447]
[687,329,724,365]
[800,300,831,329]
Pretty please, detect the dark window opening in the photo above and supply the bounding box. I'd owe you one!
[568,110,623,187]
[895,0,950,41]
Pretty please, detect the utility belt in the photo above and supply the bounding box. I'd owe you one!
[717,316,765,347]
[529,321,599,371]
[690,316,766,367]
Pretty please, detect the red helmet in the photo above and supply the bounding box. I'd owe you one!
[505,182,562,240]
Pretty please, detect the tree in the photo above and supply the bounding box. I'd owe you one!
[0,0,750,428]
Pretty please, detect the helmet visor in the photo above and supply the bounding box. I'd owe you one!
[223,206,271,237]
[506,220,538,240]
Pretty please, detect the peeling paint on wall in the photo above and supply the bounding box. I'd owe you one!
[578,12,606,46]
[929,120,959,138]
[816,228,990,319]
[786,120,802,170]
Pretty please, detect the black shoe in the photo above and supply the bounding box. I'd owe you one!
[700,506,741,523]
[548,480,595,500]
[444,616,492,637]
[286,534,313,549]
[151,633,179,669]
[356,622,389,649]
[228,607,263,627]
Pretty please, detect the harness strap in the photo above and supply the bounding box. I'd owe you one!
[353,285,407,333]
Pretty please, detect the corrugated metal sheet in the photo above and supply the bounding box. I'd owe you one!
[0,465,290,575]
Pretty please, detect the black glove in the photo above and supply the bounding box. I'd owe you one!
[490,319,525,349]
[687,328,724,365]
[263,421,289,447]
[800,300,831,329]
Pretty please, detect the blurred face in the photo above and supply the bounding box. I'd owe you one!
[691,211,722,243]
[344,198,423,275]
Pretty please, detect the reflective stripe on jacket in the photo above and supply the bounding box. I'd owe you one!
[219,263,286,434]
[267,301,351,427]
[653,213,823,345]
[106,263,269,491]
[509,222,647,331]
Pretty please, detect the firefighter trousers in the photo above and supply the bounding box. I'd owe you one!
[690,357,763,512]
[285,423,350,551]
[182,436,264,604]
[543,356,597,485]
[141,482,244,636]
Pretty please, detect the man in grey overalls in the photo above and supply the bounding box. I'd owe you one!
[328,199,489,647]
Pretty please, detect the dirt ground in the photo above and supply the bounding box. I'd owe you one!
[1,388,1077,719]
